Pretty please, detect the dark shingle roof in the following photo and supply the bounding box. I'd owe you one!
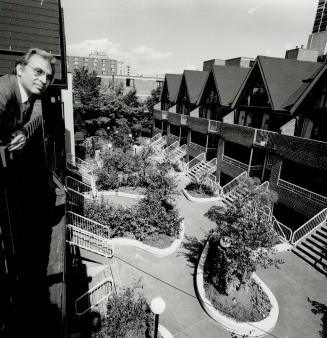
[183,70,209,104]
[257,56,323,111]
[211,65,249,106]
[288,63,327,114]
[164,74,182,102]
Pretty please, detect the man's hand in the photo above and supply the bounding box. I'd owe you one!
[8,131,27,151]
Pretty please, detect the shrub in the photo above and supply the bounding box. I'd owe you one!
[99,283,154,338]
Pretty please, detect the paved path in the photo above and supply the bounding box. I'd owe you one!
[109,194,327,338]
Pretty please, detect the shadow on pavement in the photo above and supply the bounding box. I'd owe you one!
[308,297,327,338]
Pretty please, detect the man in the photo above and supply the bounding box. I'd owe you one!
[0,48,56,151]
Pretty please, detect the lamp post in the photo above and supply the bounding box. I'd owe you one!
[150,297,166,338]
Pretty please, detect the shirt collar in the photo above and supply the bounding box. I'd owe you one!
[17,76,30,104]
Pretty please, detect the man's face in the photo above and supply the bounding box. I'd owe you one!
[16,54,53,97]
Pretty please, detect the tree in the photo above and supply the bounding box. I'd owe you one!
[73,67,101,107]
[204,178,282,294]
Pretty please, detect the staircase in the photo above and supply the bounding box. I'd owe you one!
[168,144,187,162]
[221,172,248,206]
[149,134,167,152]
[291,208,327,275]
[186,157,217,181]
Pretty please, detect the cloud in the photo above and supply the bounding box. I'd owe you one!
[67,38,172,63]
[248,7,257,15]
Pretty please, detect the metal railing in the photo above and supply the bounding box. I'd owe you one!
[186,152,206,171]
[169,144,187,162]
[189,142,206,153]
[272,216,293,242]
[205,173,223,196]
[67,224,113,259]
[278,179,327,206]
[65,176,92,194]
[222,155,249,171]
[149,132,162,144]
[208,120,221,133]
[163,141,179,156]
[75,277,113,316]
[66,188,91,211]
[222,171,248,195]
[291,208,327,244]
[67,211,111,239]
[151,135,167,147]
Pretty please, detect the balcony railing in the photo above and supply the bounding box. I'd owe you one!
[222,155,249,171]
[208,120,221,133]
[222,171,248,195]
[189,142,206,153]
[277,179,327,205]
[291,208,327,244]
[187,152,206,171]
[167,133,179,143]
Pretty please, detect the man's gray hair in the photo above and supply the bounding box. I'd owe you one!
[15,48,56,76]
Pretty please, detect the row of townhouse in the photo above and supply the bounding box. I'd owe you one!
[153,56,327,232]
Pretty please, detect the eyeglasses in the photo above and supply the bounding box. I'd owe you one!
[25,64,54,82]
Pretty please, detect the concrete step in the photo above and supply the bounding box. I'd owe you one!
[312,233,327,246]
[306,237,327,253]
[316,229,327,240]
[292,247,327,276]
[301,242,327,264]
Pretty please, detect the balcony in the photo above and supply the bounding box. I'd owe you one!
[189,142,206,153]
[277,179,327,206]
[0,113,66,336]
[153,103,168,120]
[222,155,249,171]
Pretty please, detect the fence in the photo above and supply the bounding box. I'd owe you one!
[222,171,248,195]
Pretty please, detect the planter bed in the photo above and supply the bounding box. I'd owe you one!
[182,188,221,203]
[195,238,279,337]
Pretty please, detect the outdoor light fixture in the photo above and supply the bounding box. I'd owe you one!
[150,297,166,338]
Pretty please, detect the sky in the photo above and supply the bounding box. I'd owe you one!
[61,0,318,76]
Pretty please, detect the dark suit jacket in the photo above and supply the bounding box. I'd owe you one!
[0,74,35,143]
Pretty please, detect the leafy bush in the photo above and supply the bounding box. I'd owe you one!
[98,284,154,338]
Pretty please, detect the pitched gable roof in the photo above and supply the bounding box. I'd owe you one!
[288,63,327,114]
[211,65,249,106]
[183,70,209,104]
[232,56,323,111]
[161,74,182,102]
[258,56,322,111]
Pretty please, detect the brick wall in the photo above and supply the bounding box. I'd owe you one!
[188,116,209,133]
[221,123,255,147]
[276,135,327,170]
[168,112,181,126]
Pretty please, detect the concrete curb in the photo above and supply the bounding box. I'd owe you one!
[111,221,185,258]
[97,190,145,199]
[159,324,174,338]
[195,238,279,337]
[182,188,222,203]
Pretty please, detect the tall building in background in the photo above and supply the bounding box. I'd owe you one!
[307,0,327,56]
[67,51,130,76]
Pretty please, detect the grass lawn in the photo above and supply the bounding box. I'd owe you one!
[143,233,176,249]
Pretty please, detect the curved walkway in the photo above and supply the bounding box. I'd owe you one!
[111,194,327,338]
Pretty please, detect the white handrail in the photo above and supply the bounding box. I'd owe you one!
[169,144,187,162]
[65,176,92,193]
[291,208,327,244]
[149,132,162,144]
[67,211,111,239]
[222,155,249,171]
[66,188,91,211]
[163,141,179,155]
[222,171,248,195]
[75,277,113,316]
[187,152,206,171]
